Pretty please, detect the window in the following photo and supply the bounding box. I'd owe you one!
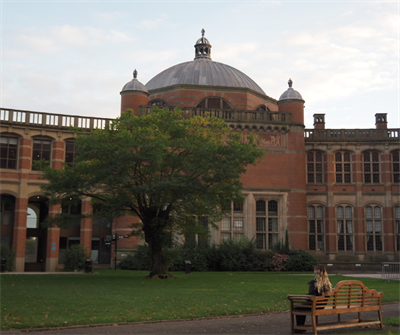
[65,141,76,167]
[396,207,400,252]
[0,137,18,169]
[256,199,279,250]
[364,151,380,183]
[308,205,324,251]
[366,206,383,251]
[335,152,351,183]
[337,206,353,251]
[32,139,51,170]
[149,99,167,107]
[393,151,399,183]
[307,151,323,183]
[221,202,244,241]
[256,105,270,111]
[0,195,15,247]
[196,97,232,110]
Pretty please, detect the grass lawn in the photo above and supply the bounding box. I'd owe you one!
[1,270,399,330]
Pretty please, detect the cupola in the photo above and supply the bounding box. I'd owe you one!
[120,70,149,115]
[278,79,305,125]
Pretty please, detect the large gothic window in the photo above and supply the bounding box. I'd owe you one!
[396,206,400,252]
[337,206,353,251]
[256,199,279,250]
[308,205,324,251]
[221,202,244,241]
[366,206,383,251]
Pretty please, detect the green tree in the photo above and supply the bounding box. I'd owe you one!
[40,108,264,277]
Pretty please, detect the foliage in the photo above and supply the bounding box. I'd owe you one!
[40,108,265,277]
[1,271,398,330]
[286,250,318,271]
[0,243,15,272]
[269,253,290,271]
[63,244,88,272]
[118,245,150,270]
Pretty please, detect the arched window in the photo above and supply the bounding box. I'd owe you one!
[0,195,15,247]
[366,206,382,251]
[32,138,52,170]
[392,151,399,183]
[65,141,76,167]
[363,151,380,183]
[307,151,324,183]
[337,206,353,251]
[256,105,270,112]
[149,99,168,107]
[308,205,324,251]
[0,136,18,169]
[335,152,351,183]
[256,199,279,250]
[196,97,232,110]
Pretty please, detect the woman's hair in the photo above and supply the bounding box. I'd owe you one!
[314,265,332,293]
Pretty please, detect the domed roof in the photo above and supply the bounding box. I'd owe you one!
[145,29,265,96]
[121,70,148,94]
[279,78,303,101]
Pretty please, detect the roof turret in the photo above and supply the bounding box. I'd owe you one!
[121,70,149,94]
[279,78,303,101]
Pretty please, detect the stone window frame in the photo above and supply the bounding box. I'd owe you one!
[395,206,400,252]
[336,205,354,252]
[334,151,352,184]
[149,99,168,107]
[221,201,245,241]
[308,204,325,251]
[363,151,381,184]
[307,151,324,184]
[255,104,270,112]
[195,97,232,110]
[32,137,52,171]
[0,135,19,170]
[392,150,399,183]
[366,205,383,252]
[255,198,279,250]
[65,140,76,167]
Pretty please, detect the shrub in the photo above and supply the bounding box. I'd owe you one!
[118,245,150,270]
[0,243,15,272]
[286,250,318,271]
[269,253,290,271]
[63,244,88,271]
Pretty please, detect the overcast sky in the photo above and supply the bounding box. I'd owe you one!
[1,0,399,129]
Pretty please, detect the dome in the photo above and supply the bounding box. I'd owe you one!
[121,70,148,94]
[279,78,303,101]
[145,29,265,96]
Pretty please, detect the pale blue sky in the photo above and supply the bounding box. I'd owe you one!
[1,0,399,128]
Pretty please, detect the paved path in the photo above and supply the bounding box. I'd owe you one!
[2,302,398,335]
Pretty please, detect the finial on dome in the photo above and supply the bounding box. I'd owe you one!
[133,69,137,79]
[194,29,212,60]
[288,78,293,88]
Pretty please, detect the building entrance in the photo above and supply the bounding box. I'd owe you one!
[24,196,48,272]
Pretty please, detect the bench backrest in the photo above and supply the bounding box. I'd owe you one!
[311,280,383,309]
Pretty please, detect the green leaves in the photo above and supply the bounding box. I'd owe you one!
[40,107,265,276]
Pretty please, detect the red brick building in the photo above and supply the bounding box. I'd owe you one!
[1,30,399,272]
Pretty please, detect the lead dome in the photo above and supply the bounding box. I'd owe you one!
[279,78,303,101]
[146,29,265,95]
[121,70,148,94]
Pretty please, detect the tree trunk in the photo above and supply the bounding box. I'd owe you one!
[148,236,167,278]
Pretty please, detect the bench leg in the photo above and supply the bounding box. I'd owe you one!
[378,309,384,329]
[290,312,295,334]
[312,315,317,335]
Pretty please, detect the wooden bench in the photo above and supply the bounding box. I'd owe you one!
[287,280,384,335]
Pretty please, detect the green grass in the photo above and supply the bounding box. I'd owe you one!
[1,271,399,330]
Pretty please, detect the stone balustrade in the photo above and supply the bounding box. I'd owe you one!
[304,128,399,142]
[139,105,292,123]
[0,108,112,130]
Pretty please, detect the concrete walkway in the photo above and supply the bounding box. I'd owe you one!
[2,302,399,335]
